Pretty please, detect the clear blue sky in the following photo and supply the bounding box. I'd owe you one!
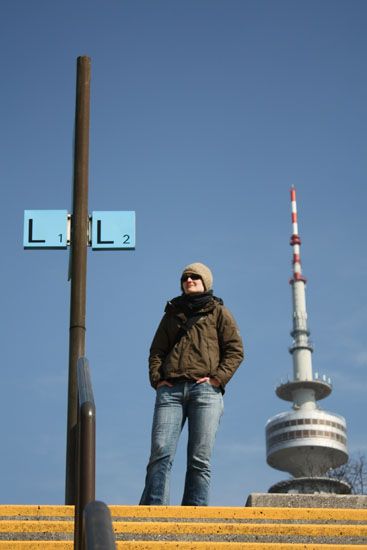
[1,0,366,505]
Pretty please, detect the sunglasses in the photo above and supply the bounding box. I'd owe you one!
[181,273,202,282]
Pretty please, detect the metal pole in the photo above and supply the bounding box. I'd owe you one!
[65,56,91,504]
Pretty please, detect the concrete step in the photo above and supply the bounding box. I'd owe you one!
[0,505,366,547]
[0,544,365,550]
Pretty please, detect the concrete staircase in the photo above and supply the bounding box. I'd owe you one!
[0,504,366,548]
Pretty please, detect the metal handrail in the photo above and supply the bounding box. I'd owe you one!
[77,357,95,404]
[74,357,96,550]
[83,500,116,549]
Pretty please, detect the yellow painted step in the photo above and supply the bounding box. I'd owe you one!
[0,505,366,549]
[0,519,366,537]
[0,521,73,534]
[110,505,367,522]
[114,521,366,537]
[117,545,367,550]
[0,545,71,550]
[2,505,367,522]
[0,542,365,550]
[0,506,73,518]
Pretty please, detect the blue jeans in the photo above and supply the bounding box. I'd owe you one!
[140,380,224,506]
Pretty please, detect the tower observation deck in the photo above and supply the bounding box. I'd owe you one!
[265,187,349,494]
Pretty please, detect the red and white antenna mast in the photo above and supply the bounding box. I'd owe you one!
[289,186,313,386]
[290,185,306,283]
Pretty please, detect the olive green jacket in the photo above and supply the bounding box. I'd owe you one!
[149,296,244,390]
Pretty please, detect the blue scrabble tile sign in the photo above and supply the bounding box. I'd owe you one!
[23,210,68,249]
[91,211,136,250]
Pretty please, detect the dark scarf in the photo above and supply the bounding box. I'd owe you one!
[181,290,214,313]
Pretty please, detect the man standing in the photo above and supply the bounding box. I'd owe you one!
[140,262,244,505]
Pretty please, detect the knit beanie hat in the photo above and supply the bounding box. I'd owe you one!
[181,262,213,291]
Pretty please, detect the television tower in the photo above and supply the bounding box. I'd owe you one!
[265,187,350,493]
